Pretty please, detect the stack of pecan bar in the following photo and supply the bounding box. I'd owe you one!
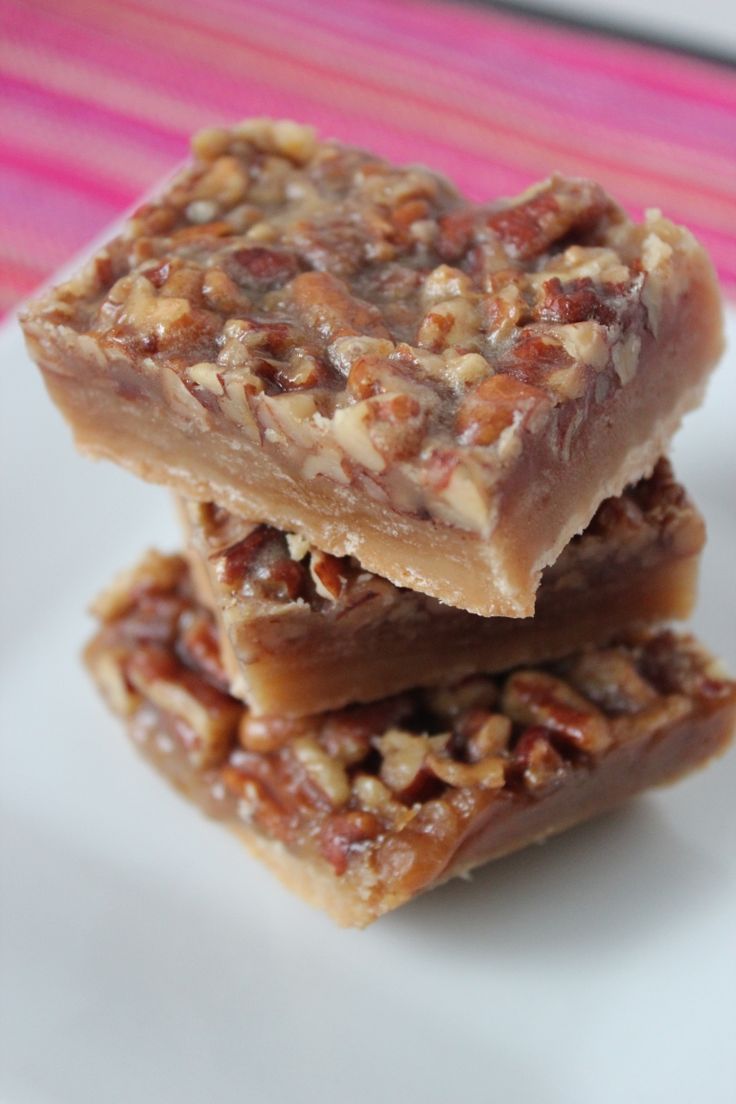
[22,120,735,926]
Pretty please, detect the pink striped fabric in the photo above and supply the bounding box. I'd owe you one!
[2,0,735,317]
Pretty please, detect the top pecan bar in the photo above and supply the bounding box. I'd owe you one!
[21,120,723,615]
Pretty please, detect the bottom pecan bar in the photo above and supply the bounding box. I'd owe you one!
[85,553,736,927]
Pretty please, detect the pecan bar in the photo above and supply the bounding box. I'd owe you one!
[23,120,723,615]
[180,459,705,716]
[85,552,735,927]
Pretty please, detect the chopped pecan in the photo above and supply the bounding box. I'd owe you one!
[290,272,390,342]
[320,811,383,875]
[177,610,230,692]
[191,154,250,207]
[534,277,616,326]
[437,209,476,261]
[417,297,481,352]
[637,631,724,699]
[126,646,239,768]
[351,774,406,821]
[230,246,300,288]
[504,331,573,386]
[111,274,220,357]
[563,650,659,715]
[292,737,351,808]
[502,669,611,756]
[238,712,308,753]
[512,727,568,793]
[309,550,350,601]
[333,385,430,469]
[466,714,512,761]
[217,526,307,602]
[425,750,505,790]
[216,526,273,587]
[485,178,612,261]
[456,373,546,446]
[321,696,412,760]
[346,355,404,400]
[376,728,450,802]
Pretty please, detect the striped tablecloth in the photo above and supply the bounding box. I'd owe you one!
[2,0,735,317]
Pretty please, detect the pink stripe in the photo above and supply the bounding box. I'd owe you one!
[0,70,186,153]
[0,166,118,248]
[37,0,736,222]
[161,0,736,165]
[0,143,134,208]
[371,0,736,105]
[18,0,736,187]
[117,0,736,149]
[1,0,734,315]
[266,0,736,114]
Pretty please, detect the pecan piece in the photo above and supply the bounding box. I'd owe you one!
[456,373,546,446]
[289,272,390,342]
[436,210,476,261]
[424,751,505,790]
[512,727,568,793]
[466,714,512,761]
[504,331,573,386]
[177,610,230,693]
[309,550,350,601]
[320,697,412,769]
[346,354,404,400]
[417,297,481,353]
[126,646,239,768]
[502,670,611,756]
[320,811,383,875]
[217,526,273,587]
[563,650,659,715]
[231,246,300,288]
[534,277,616,326]
[333,387,429,470]
[486,178,611,261]
[217,526,307,602]
[238,713,308,753]
[292,737,351,808]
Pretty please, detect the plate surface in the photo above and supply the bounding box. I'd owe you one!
[1,302,735,1104]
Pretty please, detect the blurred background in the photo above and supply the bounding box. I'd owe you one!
[1,0,735,318]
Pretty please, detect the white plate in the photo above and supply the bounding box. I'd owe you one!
[1,302,735,1104]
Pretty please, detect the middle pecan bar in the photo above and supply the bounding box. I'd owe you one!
[180,460,704,716]
[21,121,723,615]
[85,552,736,927]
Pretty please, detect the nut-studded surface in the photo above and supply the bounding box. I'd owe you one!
[85,552,736,926]
[180,459,705,716]
[23,120,723,615]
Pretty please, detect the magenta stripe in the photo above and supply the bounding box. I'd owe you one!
[17,0,736,186]
[0,143,135,208]
[1,0,734,317]
[46,0,736,213]
[0,71,187,154]
[372,0,736,104]
[117,0,736,158]
[103,0,736,192]
[255,0,736,106]
[0,166,117,244]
